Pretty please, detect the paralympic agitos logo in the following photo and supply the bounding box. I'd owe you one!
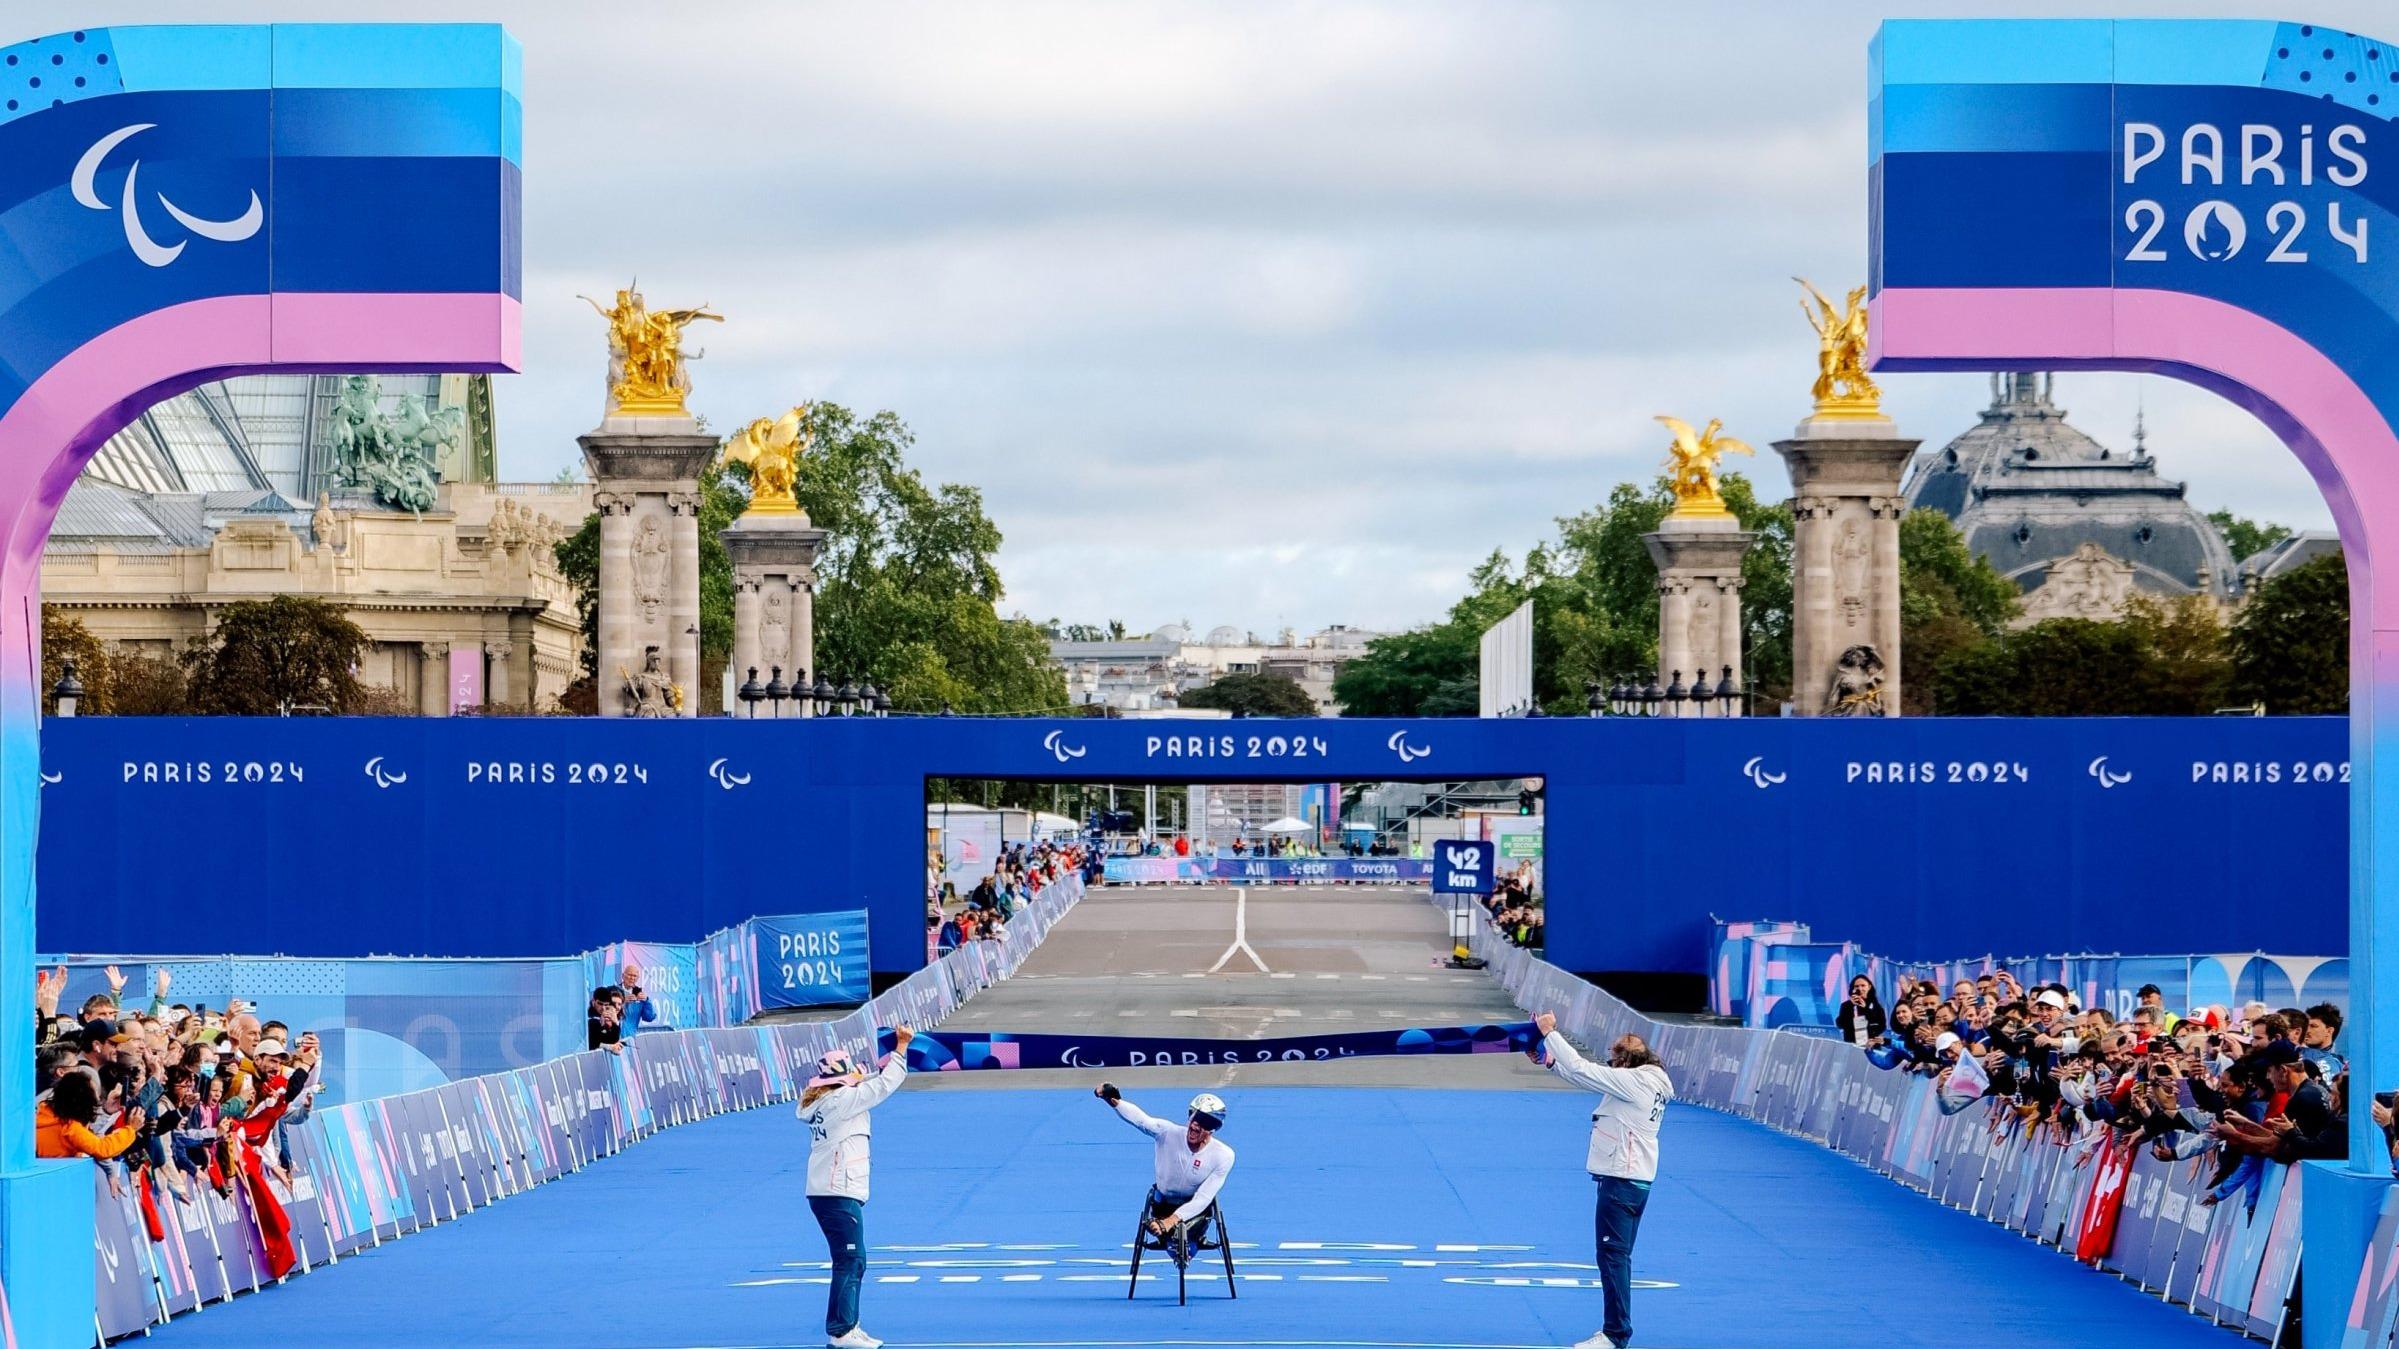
[2120,119,2370,265]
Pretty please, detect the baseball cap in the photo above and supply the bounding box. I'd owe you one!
[254,1038,287,1057]
[2036,991,2068,1011]
[79,1018,120,1047]
[1935,1032,1961,1054]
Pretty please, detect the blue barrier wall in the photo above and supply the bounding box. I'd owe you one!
[37,715,2347,980]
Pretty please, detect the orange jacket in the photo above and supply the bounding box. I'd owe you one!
[35,1102,138,1160]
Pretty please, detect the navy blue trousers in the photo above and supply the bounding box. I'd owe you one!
[1594,1176,1651,1345]
[809,1195,866,1336]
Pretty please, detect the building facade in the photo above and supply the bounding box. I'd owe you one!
[1049,623,1383,714]
[42,374,591,713]
[1903,374,2248,624]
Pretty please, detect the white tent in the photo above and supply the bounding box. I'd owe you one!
[1261,816,1311,833]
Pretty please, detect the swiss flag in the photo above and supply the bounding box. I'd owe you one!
[2074,1135,2133,1263]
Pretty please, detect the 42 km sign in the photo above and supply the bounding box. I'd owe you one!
[1432,841,1495,896]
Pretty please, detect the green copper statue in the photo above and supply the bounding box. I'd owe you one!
[325,375,460,516]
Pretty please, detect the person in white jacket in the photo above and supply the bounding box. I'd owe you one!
[1533,1011,1672,1349]
[796,1027,913,1349]
[1094,1083,1235,1252]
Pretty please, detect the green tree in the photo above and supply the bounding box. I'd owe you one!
[1933,599,2230,717]
[109,655,189,716]
[1178,672,1318,717]
[1896,508,2020,714]
[2229,552,2348,713]
[180,596,367,714]
[1335,471,1792,716]
[2208,509,2293,565]
[41,609,112,716]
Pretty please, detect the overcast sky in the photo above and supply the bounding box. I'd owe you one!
[36,1,2391,637]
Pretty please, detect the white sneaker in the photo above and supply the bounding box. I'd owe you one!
[1570,1334,1621,1349]
[828,1330,882,1349]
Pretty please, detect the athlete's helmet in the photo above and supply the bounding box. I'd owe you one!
[1188,1093,1227,1131]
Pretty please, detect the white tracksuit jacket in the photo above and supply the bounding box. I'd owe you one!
[1541,1031,1673,1183]
[1112,1098,1235,1224]
[797,1053,907,1201]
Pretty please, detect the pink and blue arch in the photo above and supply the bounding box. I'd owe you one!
[1872,18,2396,1336]
[0,23,517,1343]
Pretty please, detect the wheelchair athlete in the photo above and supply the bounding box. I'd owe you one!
[1095,1083,1235,1258]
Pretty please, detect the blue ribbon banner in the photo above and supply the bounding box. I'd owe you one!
[753,909,871,1007]
[880,1022,1537,1072]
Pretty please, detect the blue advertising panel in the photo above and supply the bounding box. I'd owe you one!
[1430,840,1494,895]
[37,714,2348,981]
[752,909,870,1007]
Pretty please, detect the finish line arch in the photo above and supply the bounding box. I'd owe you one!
[0,23,519,1338]
[1870,17,2399,1332]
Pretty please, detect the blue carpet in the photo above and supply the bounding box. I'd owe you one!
[145,1087,2239,1349]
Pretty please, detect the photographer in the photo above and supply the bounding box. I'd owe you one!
[1836,976,1885,1047]
[619,964,659,1040]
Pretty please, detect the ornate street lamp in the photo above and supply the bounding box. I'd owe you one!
[836,679,859,716]
[739,667,763,718]
[1640,675,1665,717]
[1689,671,1715,717]
[52,658,82,719]
[811,675,834,718]
[764,665,789,718]
[1716,666,1743,718]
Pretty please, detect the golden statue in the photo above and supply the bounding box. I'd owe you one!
[722,404,811,517]
[1656,415,1752,520]
[1795,277,1882,418]
[579,284,722,417]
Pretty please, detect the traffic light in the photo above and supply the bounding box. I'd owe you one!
[1516,788,1537,816]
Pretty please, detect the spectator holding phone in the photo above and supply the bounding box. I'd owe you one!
[1836,976,1885,1047]
[619,964,659,1040]
[587,986,626,1054]
[37,1069,142,1160]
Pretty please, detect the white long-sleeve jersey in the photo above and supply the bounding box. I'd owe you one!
[797,1053,907,1201]
[1112,1098,1235,1223]
[1541,1031,1673,1183]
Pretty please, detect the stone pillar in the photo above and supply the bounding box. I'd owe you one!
[1643,515,1754,716]
[580,416,717,717]
[1774,416,1919,716]
[418,642,450,717]
[722,515,827,719]
[487,640,513,708]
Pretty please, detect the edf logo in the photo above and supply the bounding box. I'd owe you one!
[1432,840,1495,896]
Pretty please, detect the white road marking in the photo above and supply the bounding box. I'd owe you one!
[1269,972,1296,980]
[1205,888,1270,973]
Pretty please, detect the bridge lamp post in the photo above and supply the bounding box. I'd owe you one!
[738,667,763,718]
[51,659,82,719]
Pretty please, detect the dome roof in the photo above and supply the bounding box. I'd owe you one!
[1149,623,1191,643]
[1204,624,1243,646]
[1905,374,2236,597]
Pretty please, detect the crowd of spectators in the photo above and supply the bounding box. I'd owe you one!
[1481,866,1544,949]
[930,839,1083,956]
[1842,970,2363,1198]
[32,964,322,1212]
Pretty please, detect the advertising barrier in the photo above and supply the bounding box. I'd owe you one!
[1102,856,1433,885]
[83,873,1079,1340]
[1452,894,2321,1343]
